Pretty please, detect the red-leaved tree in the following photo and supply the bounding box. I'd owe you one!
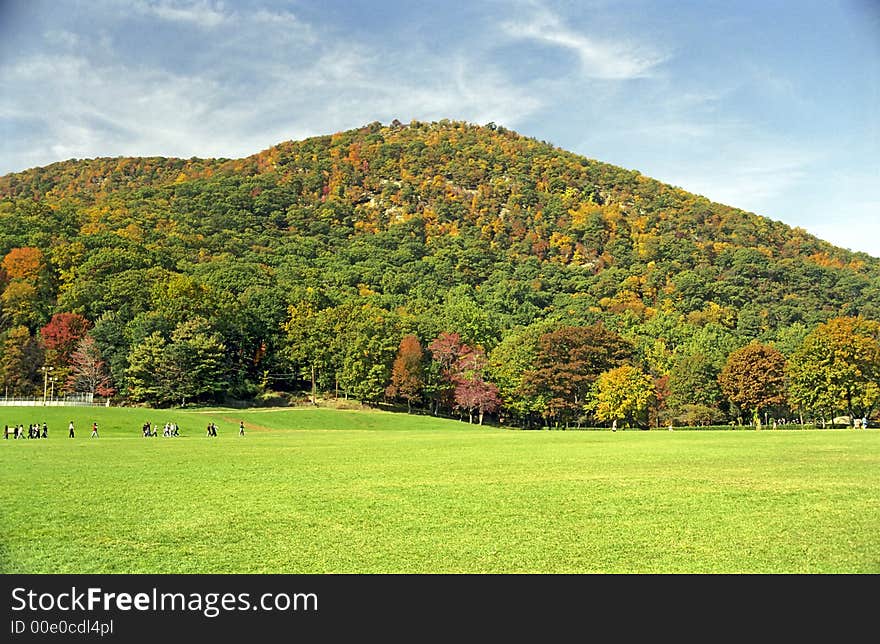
[427,332,466,414]
[454,375,500,425]
[424,334,499,424]
[40,312,92,366]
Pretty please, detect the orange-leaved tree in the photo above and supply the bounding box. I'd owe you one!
[718,342,787,426]
[386,334,425,412]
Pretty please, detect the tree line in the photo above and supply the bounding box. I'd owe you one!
[2,279,878,427]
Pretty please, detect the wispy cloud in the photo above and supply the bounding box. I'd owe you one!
[132,0,230,29]
[0,8,543,173]
[0,53,230,166]
[501,1,667,79]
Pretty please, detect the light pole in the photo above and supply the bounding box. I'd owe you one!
[41,366,53,405]
[50,376,57,402]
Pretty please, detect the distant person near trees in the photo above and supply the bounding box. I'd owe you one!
[239,421,245,437]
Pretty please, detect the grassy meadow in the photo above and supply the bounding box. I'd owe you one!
[0,405,878,574]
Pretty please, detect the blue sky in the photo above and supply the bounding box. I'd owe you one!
[1,0,878,255]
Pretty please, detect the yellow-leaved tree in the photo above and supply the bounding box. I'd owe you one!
[589,365,656,429]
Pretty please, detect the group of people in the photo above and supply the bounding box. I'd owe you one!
[5,419,245,440]
[141,421,181,437]
[206,421,245,436]
[4,421,99,438]
[70,421,99,437]
[4,422,48,439]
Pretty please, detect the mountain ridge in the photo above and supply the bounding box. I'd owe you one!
[2,119,869,264]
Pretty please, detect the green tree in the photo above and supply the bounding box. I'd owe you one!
[164,317,228,406]
[283,299,339,403]
[90,311,132,398]
[1,281,41,328]
[338,303,401,404]
[486,321,555,427]
[124,318,228,406]
[667,352,723,414]
[787,317,880,422]
[440,286,500,351]
[124,332,168,404]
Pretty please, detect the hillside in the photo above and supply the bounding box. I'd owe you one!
[2,119,879,422]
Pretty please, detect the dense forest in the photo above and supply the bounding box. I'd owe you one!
[2,119,879,427]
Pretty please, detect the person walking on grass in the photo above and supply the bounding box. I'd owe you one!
[91,422,98,438]
[69,421,75,438]
[42,422,48,439]
[239,421,245,437]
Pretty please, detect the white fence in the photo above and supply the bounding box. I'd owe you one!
[0,393,108,407]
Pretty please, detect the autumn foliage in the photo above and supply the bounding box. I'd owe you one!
[40,312,92,365]
[787,317,880,420]
[1,247,44,282]
[386,335,425,411]
[718,342,787,423]
[522,324,632,426]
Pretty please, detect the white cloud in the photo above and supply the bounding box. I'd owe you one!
[251,8,304,26]
[0,7,544,175]
[133,0,230,29]
[501,2,667,79]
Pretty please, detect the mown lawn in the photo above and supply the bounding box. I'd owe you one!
[1,406,877,573]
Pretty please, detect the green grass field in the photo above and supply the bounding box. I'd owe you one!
[1,405,878,573]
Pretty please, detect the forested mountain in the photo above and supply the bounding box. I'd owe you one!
[2,120,879,426]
